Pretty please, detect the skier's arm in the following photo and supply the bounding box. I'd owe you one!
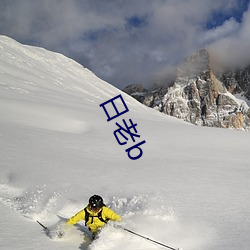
[104,207,122,222]
[67,209,85,225]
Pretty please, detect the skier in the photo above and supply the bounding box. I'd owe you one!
[66,194,121,239]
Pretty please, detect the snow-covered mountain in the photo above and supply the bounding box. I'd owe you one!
[0,36,250,250]
[124,49,250,130]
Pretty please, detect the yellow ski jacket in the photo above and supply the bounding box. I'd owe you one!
[67,206,121,233]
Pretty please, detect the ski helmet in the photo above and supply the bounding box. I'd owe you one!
[89,195,104,210]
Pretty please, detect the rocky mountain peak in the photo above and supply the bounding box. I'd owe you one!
[177,49,210,78]
[123,49,250,130]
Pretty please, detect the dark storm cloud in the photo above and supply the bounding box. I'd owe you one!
[0,0,249,89]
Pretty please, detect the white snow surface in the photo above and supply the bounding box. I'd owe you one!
[0,36,250,250]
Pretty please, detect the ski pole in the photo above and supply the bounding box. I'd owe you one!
[122,227,180,250]
[37,220,48,231]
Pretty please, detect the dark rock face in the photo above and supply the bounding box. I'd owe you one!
[218,66,250,99]
[123,49,250,130]
[123,84,147,103]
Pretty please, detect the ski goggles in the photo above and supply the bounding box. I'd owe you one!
[89,204,101,212]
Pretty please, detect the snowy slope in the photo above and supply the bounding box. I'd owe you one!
[0,36,250,250]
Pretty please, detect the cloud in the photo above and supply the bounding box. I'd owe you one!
[200,18,240,45]
[0,0,249,89]
[209,4,250,68]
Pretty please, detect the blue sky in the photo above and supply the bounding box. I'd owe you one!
[0,0,249,89]
[206,0,249,28]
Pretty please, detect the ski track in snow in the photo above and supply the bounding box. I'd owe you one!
[0,99,92,134]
